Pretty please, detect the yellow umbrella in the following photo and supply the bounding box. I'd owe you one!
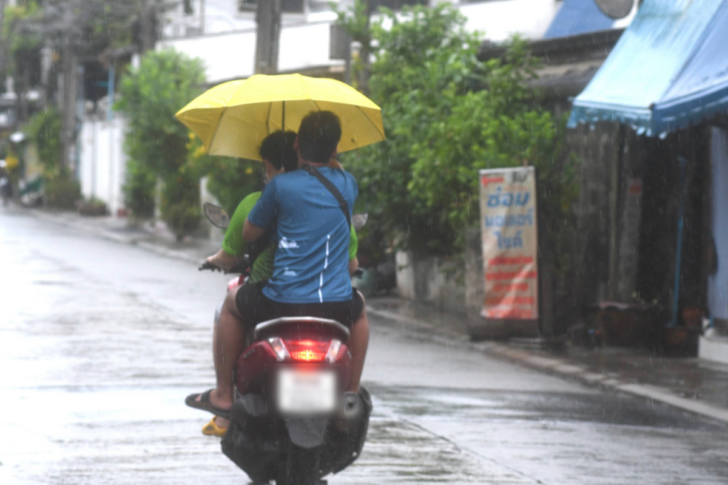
[175,73,385,161]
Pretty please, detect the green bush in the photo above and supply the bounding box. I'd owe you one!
[25,107,62,176]
[123,158,156,218]
[161,170,201,241]
[44,176,81,209]
[116,49,207,238]
[205,158,262,215]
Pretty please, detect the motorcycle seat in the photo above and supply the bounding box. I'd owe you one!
[254,317,350,342]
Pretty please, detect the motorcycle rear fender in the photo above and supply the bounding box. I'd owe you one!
[285,418,328,449]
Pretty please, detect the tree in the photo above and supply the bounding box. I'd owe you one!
[116,49,206,239]
[339,4,578,268]
[9,0,167,171]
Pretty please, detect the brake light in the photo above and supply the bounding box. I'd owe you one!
[268,338,343,363]
[285,340,328,362]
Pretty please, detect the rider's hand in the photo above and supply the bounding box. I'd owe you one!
[206,249,243,273]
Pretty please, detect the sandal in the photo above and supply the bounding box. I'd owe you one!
[185,389,231,419]
[202,417,228,437]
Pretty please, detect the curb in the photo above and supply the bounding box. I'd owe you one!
[367,306,728,425]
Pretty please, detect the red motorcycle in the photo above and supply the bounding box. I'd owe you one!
[200,203,371,485]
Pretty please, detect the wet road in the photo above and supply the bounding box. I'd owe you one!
[2,207,728,485]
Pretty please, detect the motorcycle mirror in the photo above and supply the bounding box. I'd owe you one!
[352,213,368,231]
[203,202,231,229]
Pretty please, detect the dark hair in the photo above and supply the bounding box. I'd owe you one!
[259,130,298,172]
[297,111,342,164]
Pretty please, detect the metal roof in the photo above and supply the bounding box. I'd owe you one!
[568,0,728,136]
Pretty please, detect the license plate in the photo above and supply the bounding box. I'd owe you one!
[277,368,336,414]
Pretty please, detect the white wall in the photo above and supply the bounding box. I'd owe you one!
[79,116,127,215]
[160,1,562,85]
[158,21,342,83]
[460,0,561,41]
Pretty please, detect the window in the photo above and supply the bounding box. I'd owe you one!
[238,0,305,13]
[184,0,194,15]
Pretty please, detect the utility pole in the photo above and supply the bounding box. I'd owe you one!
[59,35,78,173]
[357,0,373,95]
[0,0,10,100]
[200,0,206,35]
[140,0,157,53]
[254,0,282,74]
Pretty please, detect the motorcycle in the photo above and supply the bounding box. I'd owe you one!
[199,202,372,485]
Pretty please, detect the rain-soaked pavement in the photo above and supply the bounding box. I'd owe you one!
[2,206,728,485]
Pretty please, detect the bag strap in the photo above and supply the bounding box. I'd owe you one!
[300,164,351,230]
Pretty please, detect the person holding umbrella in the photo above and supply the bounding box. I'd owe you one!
[178,74,383,422]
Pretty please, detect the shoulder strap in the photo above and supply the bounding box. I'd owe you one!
[301,164,351,230]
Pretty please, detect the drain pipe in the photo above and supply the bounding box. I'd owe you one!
[670,156,687,328]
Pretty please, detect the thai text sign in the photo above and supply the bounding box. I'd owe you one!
[479,167,539,320]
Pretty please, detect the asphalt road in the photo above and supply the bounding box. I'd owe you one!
[2,207,728,485]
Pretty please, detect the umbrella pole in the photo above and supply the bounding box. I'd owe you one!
[282,101,286,131]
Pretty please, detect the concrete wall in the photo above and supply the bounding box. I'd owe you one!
[395,251,467,315]
[79,116,127,215]
[396,230,541,339]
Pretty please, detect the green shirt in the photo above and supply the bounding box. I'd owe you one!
[223,192,358,282]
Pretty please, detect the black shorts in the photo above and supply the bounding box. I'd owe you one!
[235,280,364,330]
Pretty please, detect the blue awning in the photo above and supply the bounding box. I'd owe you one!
[544,0,615,39]
[568,0,728,136]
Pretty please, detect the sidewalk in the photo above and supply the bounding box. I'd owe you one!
[30,207,728,425]
[367,297,728,424]
[31,208,220,265]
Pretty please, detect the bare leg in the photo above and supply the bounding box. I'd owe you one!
[346,298,369,393]
[198,286,245,426]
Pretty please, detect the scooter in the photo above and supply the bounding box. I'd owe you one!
[199,203,372,485]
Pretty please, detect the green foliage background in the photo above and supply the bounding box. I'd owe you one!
[116,50,208,236]
[338,3,578,273]
[25,107,62,175]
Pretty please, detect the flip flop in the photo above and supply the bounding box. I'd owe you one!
[185,389,231,419]
[202,417,228,437]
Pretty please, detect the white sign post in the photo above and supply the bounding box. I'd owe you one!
[479,167,539,320]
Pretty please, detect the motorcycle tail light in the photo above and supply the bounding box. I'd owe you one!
[283,339,333,362]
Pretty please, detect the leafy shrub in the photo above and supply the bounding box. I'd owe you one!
[205,159,262,215]
[25,107,63,176]
[161,170,201,241]
[44,176,81,209]
[77,197,108,216]
[116,49,206,238]
[123,158,156,219]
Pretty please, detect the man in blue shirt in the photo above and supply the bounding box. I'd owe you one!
[189,111,369,419]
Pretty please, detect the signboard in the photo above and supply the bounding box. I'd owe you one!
[479,167,539,320]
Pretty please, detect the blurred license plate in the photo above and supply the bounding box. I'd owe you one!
[278,368,336,414]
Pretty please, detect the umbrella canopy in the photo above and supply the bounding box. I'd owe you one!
[175,73,385,161]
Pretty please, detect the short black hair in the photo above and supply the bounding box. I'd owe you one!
[297,111,342,164]
[259,130,298,172]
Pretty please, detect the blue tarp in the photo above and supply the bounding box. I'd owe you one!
[568,0,728,136]
[544,0,615,39]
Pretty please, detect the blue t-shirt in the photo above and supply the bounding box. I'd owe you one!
[248,166,358,304]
